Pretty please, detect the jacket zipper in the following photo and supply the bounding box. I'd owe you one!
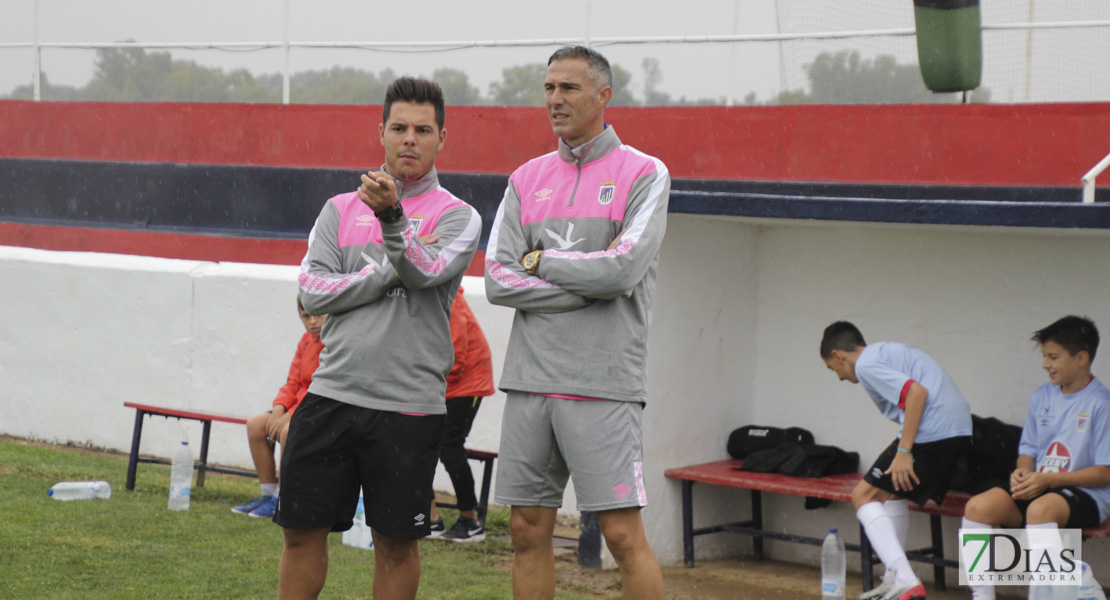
[568,157,582,207]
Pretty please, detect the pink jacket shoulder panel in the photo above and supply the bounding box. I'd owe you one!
[511,146,661,226]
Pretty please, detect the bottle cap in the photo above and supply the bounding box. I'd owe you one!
[47,489,54,496]
[829,527,838,533]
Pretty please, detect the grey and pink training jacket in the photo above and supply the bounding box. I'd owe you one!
[299,166,481,414]
[485,126,670,403]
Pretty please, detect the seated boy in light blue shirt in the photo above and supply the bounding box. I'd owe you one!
[961,315,1110,600]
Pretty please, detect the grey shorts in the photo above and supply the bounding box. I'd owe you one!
[494,391,647,511]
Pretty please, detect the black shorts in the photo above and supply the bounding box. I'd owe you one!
[863,436,970,506]
[274,392,445,540]
[1011,487,1103,529]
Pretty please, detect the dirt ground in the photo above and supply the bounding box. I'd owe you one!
[551,544,979,599]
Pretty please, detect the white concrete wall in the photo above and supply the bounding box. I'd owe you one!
[0,246,513,508]
[4,215,1110,579]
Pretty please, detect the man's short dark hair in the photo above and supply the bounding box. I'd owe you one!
[1033,315,1099,362]
[383,76,445,130]
[820,321,867,359]
[548,45,613,90]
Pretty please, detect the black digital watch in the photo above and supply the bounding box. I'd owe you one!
[375,203,404,224]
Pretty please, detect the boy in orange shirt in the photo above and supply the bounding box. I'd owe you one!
[231,296,325,518]
[428,289,495,542]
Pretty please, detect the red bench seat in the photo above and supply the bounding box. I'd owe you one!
[123,401,498,523]
[664,458,1110,592]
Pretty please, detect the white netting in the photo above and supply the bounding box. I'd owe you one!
[3,0,1108,105]
[773,0,1110,104]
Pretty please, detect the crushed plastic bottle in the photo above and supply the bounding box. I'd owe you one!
[48,481,112,500]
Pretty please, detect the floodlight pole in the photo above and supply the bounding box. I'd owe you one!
[584,0,593,48]
[33,0,41,101]
[282,0,291,105]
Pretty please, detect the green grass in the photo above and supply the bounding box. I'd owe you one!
[0,438,603,599]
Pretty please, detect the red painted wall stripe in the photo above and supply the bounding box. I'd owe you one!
[0,222,486,274]
[2,100,1109,187]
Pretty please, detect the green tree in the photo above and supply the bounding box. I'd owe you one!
[290,66,394,104]
[805,50,955,104]
[76,46,278,102]
[489,63,546,106]
[432,67,484,106]
[609,64,638,107]
[767,88,813,105]
[4,73,83,101]
[641,57,672,106]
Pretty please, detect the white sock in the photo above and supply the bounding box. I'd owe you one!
[261,483,278,497]
[857,502,915,586]
[961,517,995,600]
[885,499,910,548]
[882,499,910,582]
[1026,522,1064,575]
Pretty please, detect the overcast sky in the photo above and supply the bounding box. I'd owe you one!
[1,0,1108,103]
[0,0,786,102]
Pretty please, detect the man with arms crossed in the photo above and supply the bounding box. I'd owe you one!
[485,46,669,599]
[278,77,481,600]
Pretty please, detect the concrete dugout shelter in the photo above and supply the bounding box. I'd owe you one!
[2,99,1109,576]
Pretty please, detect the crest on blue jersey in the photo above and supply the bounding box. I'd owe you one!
[1077,413,1090,432]
[598,182,615,205]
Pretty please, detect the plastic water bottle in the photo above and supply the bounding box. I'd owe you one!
[48,481,112,500]
[821,527,847,599]
[1078,561,1105,600]
[168,440,193,511]
[342,494,374,551]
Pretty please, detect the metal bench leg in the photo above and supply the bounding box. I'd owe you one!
[860,524,875,592]
[682,480,695,567]
[751,490,764,560]
[196,420,212,487]
[931,514,946,591]
[126,410,146,491]
[477,456,494,525]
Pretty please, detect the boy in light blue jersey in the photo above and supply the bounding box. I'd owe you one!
[822,321,973,600]
[962,316,1110,600]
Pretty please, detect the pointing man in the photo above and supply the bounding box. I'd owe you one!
[278,76,481,600]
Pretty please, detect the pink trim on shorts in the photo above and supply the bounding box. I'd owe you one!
[634,461,647,506]
[400,412,430,416]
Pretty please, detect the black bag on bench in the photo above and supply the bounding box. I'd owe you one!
[731,428,859,510]
[738,442,859,479]
[727,425,815,459]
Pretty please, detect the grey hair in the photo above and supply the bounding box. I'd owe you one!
[548,46,613,90]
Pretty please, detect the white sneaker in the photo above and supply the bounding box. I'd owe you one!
[1079,561,1107,600]
[860,572,894,600]
[441,516,486,543]
[427,517,446,539]
[879,577,925,600]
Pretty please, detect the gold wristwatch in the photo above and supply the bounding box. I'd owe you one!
[522,250,542,275]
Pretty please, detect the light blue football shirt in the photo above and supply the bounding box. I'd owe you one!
[854,342,973,443]
[1019,377,1110,522]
